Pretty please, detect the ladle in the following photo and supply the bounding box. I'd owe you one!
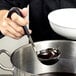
[7,7,61,65]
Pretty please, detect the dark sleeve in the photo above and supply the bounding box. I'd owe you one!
[0,32,4,39]
[44,0,76,15]
[43,0,60,16]
[0,0,29,10]
[0,0,19,10]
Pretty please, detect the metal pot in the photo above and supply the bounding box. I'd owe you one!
[0,40,76,76]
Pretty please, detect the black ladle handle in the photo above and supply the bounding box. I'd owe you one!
[7,7,30,37]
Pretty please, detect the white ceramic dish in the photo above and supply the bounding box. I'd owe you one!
[48,8,76,40]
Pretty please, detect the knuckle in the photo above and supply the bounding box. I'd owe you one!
[17,27,23,32]
[22,19,28,25]
[2,22,9,29]
[2,22,7,27]
[11,13,18,21]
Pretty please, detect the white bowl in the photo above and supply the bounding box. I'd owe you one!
[48,8,76,40]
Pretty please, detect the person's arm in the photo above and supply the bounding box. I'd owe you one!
[0,0,29,39]
[0,8,29,39]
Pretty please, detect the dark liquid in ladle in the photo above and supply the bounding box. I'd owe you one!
[37,48,60,65]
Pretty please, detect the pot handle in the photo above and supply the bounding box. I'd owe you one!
[0,49,14,72]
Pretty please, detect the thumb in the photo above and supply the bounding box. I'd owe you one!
[21,6,29,17]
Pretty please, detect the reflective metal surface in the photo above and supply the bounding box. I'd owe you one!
[11,40,76,75]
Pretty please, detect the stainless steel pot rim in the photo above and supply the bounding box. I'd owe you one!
[11,40,76,54]
[16,40,75,47]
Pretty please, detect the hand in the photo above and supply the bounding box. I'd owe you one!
[0,7,30,39]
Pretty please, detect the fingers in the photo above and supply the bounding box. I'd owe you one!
[2,29,22,39]
[11,7,29,26]
[0,20,24,39]
[22,7,29,24]
[0,17,31,39]
[20,8,28,17]
[6,18,24,35]
[11,13,28,26]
